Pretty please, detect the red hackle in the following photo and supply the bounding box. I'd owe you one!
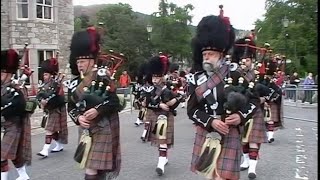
[50,58,58,66]
[159,55,169,74]
[87,26,99,54]
[218,5,230,32]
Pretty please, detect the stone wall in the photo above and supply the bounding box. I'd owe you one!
[1,0,9,49]
[0,0,74,84]
[57,0,74,79]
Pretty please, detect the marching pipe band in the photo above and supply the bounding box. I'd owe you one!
[66,25,124,179]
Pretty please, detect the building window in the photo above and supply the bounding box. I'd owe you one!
[36,0,53,20]
[17,0,29,19]
[38,50,54,82]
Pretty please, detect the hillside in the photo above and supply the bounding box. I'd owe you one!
[74,4,246,38]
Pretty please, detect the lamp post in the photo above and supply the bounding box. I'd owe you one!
[282,16,289,74]
[146,24,153,41]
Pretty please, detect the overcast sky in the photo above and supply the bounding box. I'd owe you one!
[73,0,266,30]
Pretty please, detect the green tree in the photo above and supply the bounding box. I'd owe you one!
[255,0,317,75]
[151,0,194,65]
[96,3,152,78]
[74,17,82,32]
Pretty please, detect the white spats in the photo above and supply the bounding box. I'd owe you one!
[37,144,51,157]
[248,159,258,179]
[156,156,167,176]
[16,165,30,180]
[1,172,8,180]
[51,141,64,153]
[267,131,275,143]
[240,153,250,170]
[134,118,143,126]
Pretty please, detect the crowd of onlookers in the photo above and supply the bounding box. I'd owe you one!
[116,69,318,104]
[283,72,317,104]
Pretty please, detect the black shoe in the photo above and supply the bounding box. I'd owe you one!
[36,152,48,158]
[156,168,164,176]
[248,172,257,179]
[268,138,274,143]
[240,166,249,171]
[51,148,64,153]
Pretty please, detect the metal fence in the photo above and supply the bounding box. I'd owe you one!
[282,84,318,106]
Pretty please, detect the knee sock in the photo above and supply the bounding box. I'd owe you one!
[45,134,53,144]
[266,123,274,132]
[159,144,167,157]
[242,143,250,154]
[84,174,99,180]
[1,160,9,172]
[52,132,59,141]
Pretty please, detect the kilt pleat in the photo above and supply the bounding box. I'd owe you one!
[191,126,242,180]
[1,119,21,160]
[145,109,174,148]
[45,105,68,144]
[83,113,121,178]
[269,101,283,130]
[13,114,32,166]
[248,108,268,143]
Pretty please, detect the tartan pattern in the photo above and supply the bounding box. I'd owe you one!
[247,108,268,143]
[268,101,283,130]
[195,65,229,101]
[145,109,174,148]
[191,126,242,180]
[83,113,121,177]
[45,105,68,144]
[12,114,32,167]
[243,70,255,83]
[1,120,21,160]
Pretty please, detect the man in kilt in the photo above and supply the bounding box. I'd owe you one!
[36,58,68,158]
[1,49,32,180]
[141,55,183,176]
[186,6,259,180]
[258,48,284,143]
[232,37,269,179]
[133,62,149,127]
[67,27,122,180]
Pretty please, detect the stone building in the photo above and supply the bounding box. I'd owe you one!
[1,0,74,92]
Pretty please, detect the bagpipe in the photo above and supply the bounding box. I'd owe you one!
[36,52,66,110]
[67,49,126,117]
[140,83,182,116]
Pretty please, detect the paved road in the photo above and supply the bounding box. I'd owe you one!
[6,105,318,180]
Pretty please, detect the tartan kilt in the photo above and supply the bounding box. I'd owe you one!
[83,113,121,177]
[191,126,242,180]
[145,109,174,148]
[45,105,68,144]
[248,108,268,143]
[1,119,22,160]
[12,114,32,167]
[267,101,284,130]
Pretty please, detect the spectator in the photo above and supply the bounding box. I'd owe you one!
[288,72,300,101]
[302,72,315,104]
[119,70,131,97]
[275,71,285,87]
